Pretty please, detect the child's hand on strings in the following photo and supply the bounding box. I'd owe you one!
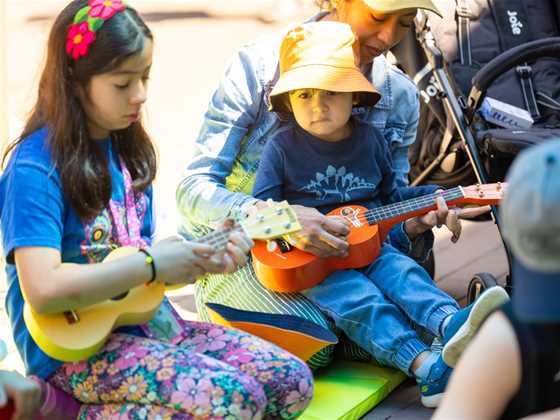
[150,237,224,285]
[282,204,350,258]
[151,219,253,284]
[405,191,491,243]
[220,218,254,273]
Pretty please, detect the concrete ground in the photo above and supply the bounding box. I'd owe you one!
[0,1,510,418]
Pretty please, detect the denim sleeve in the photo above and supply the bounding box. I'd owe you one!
[176,46,265,231]
[387,222,435,264]
[392,91,419,188]
[252,141,284,202]
[386,184,440,261]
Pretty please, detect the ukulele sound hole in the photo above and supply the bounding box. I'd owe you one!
[276,239,292,253]
[111,291,129,301]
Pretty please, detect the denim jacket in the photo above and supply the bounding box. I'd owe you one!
[177,16,427,255]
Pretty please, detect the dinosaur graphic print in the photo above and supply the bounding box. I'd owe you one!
[298,165,376,202]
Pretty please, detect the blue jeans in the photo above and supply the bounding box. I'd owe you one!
[302,244,459,375]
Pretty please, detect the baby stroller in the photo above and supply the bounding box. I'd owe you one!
[390,0,560,301]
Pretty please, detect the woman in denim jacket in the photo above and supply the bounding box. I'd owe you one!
[177,0,467,370]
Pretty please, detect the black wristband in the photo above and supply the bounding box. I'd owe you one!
[138,248,157,284]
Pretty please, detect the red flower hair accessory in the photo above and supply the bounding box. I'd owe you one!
[66,0,127,61]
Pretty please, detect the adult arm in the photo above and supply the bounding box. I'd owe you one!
[520,409,560,420]
[392,93,419,187]
[434,311,521,420]
[176,45,266,230]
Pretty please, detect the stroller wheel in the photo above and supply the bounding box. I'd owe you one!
[467,272,498,305]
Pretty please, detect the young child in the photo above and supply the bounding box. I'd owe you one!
[0,1,312,418]
[252,21,509,408]
[434,140,560,420]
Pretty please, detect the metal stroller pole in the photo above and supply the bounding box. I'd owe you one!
[418,31,496,215]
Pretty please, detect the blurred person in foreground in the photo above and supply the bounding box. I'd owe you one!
[0,339,41,420]
[434,140,560,420]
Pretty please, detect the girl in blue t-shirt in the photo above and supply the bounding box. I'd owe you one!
[0,1,312,418]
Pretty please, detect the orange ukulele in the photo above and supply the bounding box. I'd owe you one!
[252,183,506,293]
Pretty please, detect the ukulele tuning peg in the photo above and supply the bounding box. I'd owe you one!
[257,214,265,223]
[276,208,284,215]
[496,182,502,191]
[264,227,272,235]
[476,183,481,191]
[478,191,485,198]
[284,222,292,229]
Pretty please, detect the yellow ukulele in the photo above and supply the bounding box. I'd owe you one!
[23,201,300,362]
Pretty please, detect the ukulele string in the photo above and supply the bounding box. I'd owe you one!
[349,188,464,225]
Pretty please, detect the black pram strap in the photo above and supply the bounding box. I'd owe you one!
[516,65,541,119]
[490,0,540,119]
[455,0,472,66]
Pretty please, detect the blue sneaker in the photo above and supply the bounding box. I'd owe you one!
[417,355,452,408]
[430,336,443,353]
[442,286,509,367]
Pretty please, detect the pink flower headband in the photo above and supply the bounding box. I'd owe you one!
[66,0,127,60]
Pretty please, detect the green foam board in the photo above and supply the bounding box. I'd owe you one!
[301,361,406,420]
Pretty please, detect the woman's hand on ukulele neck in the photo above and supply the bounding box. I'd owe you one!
[405,192,492,243]
[220,218,254,273]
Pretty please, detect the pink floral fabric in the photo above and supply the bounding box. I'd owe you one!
[48,321,313,419]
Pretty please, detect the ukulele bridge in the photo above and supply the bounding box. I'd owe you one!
[340,206,363,227]
[64,310,80,325]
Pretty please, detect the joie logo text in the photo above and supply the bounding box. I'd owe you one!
[507,10,523,35]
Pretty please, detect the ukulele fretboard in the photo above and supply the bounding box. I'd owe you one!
[364,187,464,225]
[194,226,241,250]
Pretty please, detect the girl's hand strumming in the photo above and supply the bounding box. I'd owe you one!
[150,219,253,284]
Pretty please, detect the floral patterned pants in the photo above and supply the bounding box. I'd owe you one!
[48,321,313,419]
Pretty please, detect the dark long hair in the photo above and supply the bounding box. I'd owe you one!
[3,0,157,220]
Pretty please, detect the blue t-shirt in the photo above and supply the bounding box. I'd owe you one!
[0,127,154,378]
[253,119,436,212]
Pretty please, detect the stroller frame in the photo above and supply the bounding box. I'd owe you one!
[402,11,560,294]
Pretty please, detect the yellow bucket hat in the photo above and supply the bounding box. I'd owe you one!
[362,0,442,17]
[269,21,380,113]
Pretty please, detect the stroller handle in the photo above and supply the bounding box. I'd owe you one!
[467,37,560,114]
